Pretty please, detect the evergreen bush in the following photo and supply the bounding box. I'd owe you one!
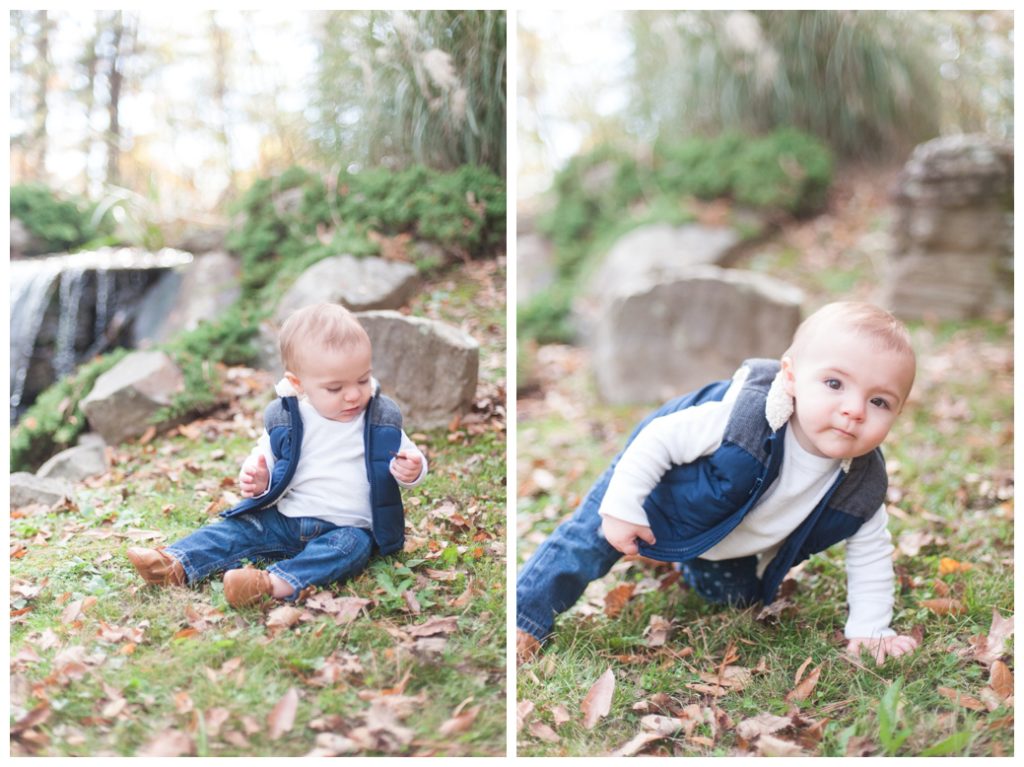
[10,184,114,254]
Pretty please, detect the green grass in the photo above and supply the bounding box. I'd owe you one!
[11,262,507,757]
[516,315,1013,757]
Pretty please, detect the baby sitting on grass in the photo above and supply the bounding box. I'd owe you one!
[517,301,918,666]
[127,303,426,607]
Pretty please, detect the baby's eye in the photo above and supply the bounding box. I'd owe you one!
[870,397,891,410]
[327,387,341,394]
[824,378,842,390]
[359,378,370,385]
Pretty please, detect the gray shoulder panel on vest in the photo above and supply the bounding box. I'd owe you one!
[830,449,888,519]
[722,358,780,462]
[369,394,404,429]
[263,399,290,431]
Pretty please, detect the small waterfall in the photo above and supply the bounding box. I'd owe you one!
[9,247,193,423]
[10,259,62,415]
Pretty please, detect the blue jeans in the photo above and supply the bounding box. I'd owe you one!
[165,506,373,600]
[516,484,762,642]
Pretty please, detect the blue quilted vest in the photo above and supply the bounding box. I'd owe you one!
[586,358,888,604]
[220,390,406,555]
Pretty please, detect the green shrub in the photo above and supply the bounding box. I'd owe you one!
[10,349,128,472]
[731,128,833,215]
[227,164,507,296]
[10,184,114,254]
[517,282,576,345]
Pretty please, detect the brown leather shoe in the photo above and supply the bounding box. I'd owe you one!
[223,568,273,608]
[126,547,186,586]
[516,629,541,665]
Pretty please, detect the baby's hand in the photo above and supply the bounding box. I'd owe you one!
[239,454,270,498]
[390,449,423,484]
[600,515,656,555]
[846,634,919,666]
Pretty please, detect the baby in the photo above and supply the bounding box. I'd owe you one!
[127,303,427,607]
[517,301,918,666]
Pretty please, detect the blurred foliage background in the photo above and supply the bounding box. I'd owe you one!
[516,9,1013,344]
[519,9,1012,203]
[9,9,506,225]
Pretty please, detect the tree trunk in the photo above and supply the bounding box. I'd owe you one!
[208,11,236,198]
[30,10,51,177]
[105,11,124,185]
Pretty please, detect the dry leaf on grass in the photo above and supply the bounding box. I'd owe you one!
[434,700,477,737]
[408,615,458,637]
[581,668,615,729]
[551,704,571,727]
[611,731,665,757]
[919,598,966,616]
[785,662,821,703]
[268,687,299,740]
[962,610,1014,666]
[756,733,806,756]
[644,615,672,647]
[528,720,561,743]
[603,583,636,618]
[516,700,534,732]
[266,605,305,631]
[937,686,987,712]
[988,660,1013,700]
[138,729,194,757]
[938,557,973,575]
[735,712,792,741]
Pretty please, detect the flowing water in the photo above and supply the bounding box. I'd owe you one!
[9,247,193,422]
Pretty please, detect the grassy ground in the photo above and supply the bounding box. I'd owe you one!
[515,170,1013,756]
[10,258,507,757]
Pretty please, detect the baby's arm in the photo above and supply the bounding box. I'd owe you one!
[238,432,274,498]
[390,431,427,487]
[844,505,918,664]
[598,398,732,552]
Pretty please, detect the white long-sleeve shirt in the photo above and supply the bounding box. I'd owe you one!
[248,399,426,530]
[598,368,896,639]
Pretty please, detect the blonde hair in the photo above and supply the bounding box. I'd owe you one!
[278,303,370,374]
[787,301,915,363]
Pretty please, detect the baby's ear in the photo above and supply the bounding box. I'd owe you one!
[780,356,796,396]
[284,371,304,396]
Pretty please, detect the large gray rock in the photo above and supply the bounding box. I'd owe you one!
[80,351,185,444]
[356,311,479,428]
[590,267,803,405]
[882,134,1013,320]
[274,255,419,323]
[577,223,747,339]
[11,472,75,508]
[36,442,108,483]
[134,250,242,346]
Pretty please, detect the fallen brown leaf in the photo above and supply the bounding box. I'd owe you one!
[735,712,792,741]
[528,720,561,743]
[439,704,481,737]
[937,686,987,712]
[610,731,663,756]
[785,665,821,703]
[989,660,1013,700]
[516,700,534,732]
[919,598,966,616]
[603,583,636,618]
[938,557,973,575]
[268,687,299,740]
[551,704,571,727]
[408,615,458,638]
[581,668,615,729]
[266,605,304,631]
[644,614,672,647]
[138,728,193,757]
[964,610,1015,666]
[756,733,806,756]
